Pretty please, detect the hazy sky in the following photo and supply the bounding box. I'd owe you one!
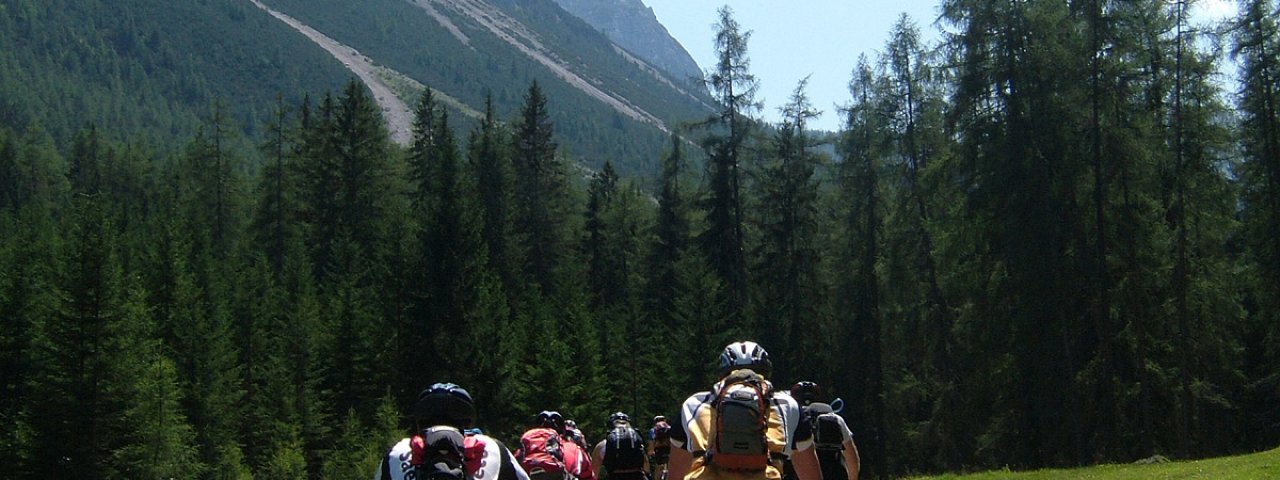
[641,0,1240,132]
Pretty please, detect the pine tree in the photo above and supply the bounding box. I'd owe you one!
[877,14,962,468]
[470,94,519,298]
[0,189,63,473]
[940,0,1094,466]
[834,56,888,478]
[401,88,443,407]
[465,94,520,425]
[253,94,302,276]
[698,6,758,327]
[1164,3,1244,456]
[156,210,249,478]
[182,100,245,259]
[585,161,651,413]
[423,109,502,394]
[1233,0,1280,450]
[751,78,823,382]
[512,81,571,295]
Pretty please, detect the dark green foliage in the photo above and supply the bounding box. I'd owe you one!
[750,79,824,382]
[697,6,756,327]
[24,199,127,478]
[0,0,350,150]
[513,81,572,295]
[831,56,888,479]
[1235,0,1280,451]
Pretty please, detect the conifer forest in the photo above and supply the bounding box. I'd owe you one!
[1,1,1279,479]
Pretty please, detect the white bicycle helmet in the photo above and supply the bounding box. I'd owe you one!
[718,340,772,376]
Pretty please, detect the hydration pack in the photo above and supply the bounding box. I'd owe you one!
[603,424,647,472]
[707,369,772,471]
[805,403,844,451]
[519,427,567,477]
[803,403,846,480]
[411,426,468,480]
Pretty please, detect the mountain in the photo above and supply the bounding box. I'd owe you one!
[550,0,704,86]
[0,0,715,176]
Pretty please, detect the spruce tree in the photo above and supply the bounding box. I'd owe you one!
[112,284,197,479]
[24,199,116,478]
[512,81,570,295]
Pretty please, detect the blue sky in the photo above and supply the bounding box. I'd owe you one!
[641,0,1240,132]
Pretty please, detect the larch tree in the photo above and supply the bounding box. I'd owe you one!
[699,6,758,328]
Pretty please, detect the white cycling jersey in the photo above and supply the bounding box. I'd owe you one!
[375,433,530,480]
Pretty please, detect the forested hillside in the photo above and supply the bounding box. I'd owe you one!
[0,0,715,176]
[1,1,1279,480]
[0,0,350,150]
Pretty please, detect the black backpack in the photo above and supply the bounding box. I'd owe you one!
[414,427,468,480]
[805,403,844,451]
[802,403,845,480]
[603,424,647,472]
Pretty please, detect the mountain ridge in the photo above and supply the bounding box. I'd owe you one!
[0,0,715,177]
[550,0,703,87]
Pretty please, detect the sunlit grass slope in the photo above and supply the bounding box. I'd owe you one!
[906,447,1280,480]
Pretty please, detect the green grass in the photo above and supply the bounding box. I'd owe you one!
[905,447,1280,479]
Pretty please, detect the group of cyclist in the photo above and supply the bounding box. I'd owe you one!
[376,341,860,480]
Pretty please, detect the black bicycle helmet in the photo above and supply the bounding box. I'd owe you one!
[414,382,476,428]
[790,381,822,406]
[608,411,630,426]
[718,340,772,376]
[537,410,565,430]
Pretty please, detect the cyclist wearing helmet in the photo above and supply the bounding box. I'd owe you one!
[518,411,594,480]
[647,416,672,480]
[591,412,649,480]
[785,382,859,480]
[376,383,530,480]
[667,341,821,480]
[565,419,589,450]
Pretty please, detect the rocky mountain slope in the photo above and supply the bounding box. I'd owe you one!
[550,0,704,86]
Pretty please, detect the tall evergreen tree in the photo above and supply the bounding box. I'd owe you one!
[24,199,129,478]
[698,6,758,327]
[642,132,698,411]
[423,109,501,395]
[877,15,962,468]
[1233,0,1280,450]
[751,78,823,382]
[1163,3,1244,456]
[835,56,888,479]
[941,0,1094,466]
[465,94,522,429]
[470,93,519,299]
[252,95,302,277]
[112,284,198,479]
[512,81,571,295]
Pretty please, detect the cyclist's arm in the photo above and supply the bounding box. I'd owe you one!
[841,438,860,480]
[791,446,821,480]
[667,447,692,480]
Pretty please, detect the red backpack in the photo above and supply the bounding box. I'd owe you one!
[519,427,567,476]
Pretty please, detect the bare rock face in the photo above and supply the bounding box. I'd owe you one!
[551,0,704,86]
